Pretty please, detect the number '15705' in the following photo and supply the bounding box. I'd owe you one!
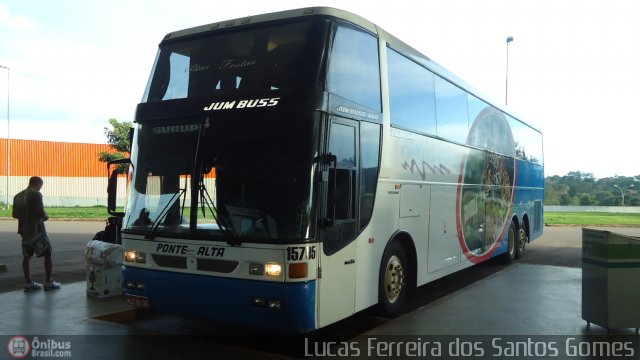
[286,246,316,261]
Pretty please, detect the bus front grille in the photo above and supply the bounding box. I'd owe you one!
[150,255,239,273]
[197,258,239,273]
[151,254,187,269]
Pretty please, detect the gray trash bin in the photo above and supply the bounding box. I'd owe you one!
[582,228,640,333]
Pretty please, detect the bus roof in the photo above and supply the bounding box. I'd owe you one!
[161,7,540,133]
[162,7,377,41]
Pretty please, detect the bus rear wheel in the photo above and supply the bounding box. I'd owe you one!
[501,221,517,264]
[378,241,408,317]
[515,226,528,259]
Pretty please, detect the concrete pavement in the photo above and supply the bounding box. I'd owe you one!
[2,222,640,359]
[0,219,104,292]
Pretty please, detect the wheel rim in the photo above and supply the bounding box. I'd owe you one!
[384,255,404,304]
[517,228,527,253]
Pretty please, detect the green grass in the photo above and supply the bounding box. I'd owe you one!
[0,206,116,219]
[544,212,640,226]
[2,207,640,226]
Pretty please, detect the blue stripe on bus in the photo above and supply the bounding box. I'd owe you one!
[491,226,510,258]
[514,161,544,188]
[123,266,316,333]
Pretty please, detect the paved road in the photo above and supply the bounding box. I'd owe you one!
[1,219,639,358]
[519,225,640,268]
[1,219,639,293]
[0,219,105,293]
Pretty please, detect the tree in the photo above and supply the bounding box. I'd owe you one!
[579,193,594,205]
[628,191,640,206]
[594,191,616,205]
[544,171,640,206]
[99,118,132,173]
[99,118,132,162]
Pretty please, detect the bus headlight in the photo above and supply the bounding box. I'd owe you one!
[265,263,282,277]
[249,262,282,277]
[124,250,146,264]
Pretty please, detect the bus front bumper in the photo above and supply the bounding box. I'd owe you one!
[123,266,317,333]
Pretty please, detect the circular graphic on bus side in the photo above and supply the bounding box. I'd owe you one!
[456,107,516,263]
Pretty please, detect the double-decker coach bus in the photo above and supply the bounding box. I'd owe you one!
[110,7,544,332]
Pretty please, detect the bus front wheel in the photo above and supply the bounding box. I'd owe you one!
[378,241,408,317]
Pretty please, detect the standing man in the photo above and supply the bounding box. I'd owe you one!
[13,176,61,291]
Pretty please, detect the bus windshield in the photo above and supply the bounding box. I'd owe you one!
[142,21,319,102]
[125,19,327,243]
[124,109,318,243]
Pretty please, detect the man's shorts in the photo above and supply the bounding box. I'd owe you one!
[22,239,53,257]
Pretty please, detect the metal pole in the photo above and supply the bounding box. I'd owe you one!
[0,65,8,209]
[505,36,513,106]
[614,185,624,206]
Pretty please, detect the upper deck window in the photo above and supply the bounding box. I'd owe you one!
[387,47,436,134]
[142,21,319,102]
[435,76,469,143]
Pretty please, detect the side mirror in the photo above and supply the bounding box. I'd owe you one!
[128,128,134,152]
[107,158,131,217]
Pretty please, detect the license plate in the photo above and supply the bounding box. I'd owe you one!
[126,294,150,308]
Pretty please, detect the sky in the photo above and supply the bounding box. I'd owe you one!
[0,0,639,179]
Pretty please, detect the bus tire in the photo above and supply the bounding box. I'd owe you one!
[501,221,517,264]
[514,226,528,259]
[378,241,408,317]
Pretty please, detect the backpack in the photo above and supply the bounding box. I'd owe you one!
[12,190,27,219]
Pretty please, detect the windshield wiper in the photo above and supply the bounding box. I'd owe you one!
[191,116,241,246]
[197,176,241,246]
[144,190,184,240]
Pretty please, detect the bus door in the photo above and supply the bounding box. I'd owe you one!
[317,117,359,328]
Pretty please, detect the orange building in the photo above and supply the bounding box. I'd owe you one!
[0,139,118,207]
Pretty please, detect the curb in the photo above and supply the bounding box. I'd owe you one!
[0,217,106,222]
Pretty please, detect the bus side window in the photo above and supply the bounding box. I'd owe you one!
[327,23,381,112]
[387,47,437,134]
[324,120,359,256]
[359,122,381,230]
[435,76,469,143]
[328,122,357,221]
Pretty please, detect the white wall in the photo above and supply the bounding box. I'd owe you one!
[545,205,640,213]
[0,176,126,207]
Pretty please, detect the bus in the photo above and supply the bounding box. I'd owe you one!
[109,7,544,333]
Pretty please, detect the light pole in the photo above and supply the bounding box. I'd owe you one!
[613,185,624,206]
[613,184,629,206]
[0,65,8,210]
[505,36,514,106]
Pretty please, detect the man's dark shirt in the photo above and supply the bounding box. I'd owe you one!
[15,188,49,243]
